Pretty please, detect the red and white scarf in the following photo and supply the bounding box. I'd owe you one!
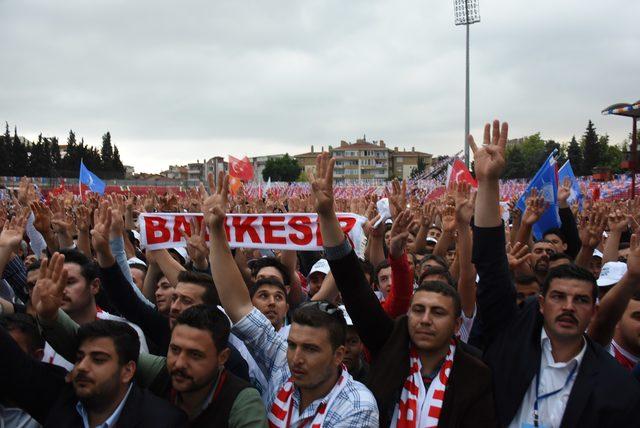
[392,340,456,428]
[268,368,349,428]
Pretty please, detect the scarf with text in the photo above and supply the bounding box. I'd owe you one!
[268,368,348,428]
[392,340,456,428]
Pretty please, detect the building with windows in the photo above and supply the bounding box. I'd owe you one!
[390,147,433,180]
[250,154,286,181]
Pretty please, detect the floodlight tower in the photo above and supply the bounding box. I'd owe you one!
[454,0,480,168]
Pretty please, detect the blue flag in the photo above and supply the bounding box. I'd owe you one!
[558,160,583,211]
[79,160,106,195]
[516,150,560,240]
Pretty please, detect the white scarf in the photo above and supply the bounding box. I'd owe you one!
[392,340,456,428]
[268,367,349,428]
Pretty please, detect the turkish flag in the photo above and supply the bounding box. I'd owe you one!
[229,156,254,181]
[426,186,446,201]
[446,159,477,190]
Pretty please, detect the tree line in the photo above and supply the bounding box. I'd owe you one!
[0,123,126,179]
[502,120,631,179]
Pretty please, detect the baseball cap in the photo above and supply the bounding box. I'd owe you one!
[127,257,147,268]
[309,259,330,277]
[592,249,603,259]
[597,261,627,287]
[426,237,438,245]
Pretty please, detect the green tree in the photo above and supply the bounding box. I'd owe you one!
[101,132,114,176]
[504,144,527,178]
[262,154,302,182]
[566,136,583,175]
[49,137,62,177]
[11,127,29,176]
[112,145,125,179]
[581,120,599,175]
[0,123,9,174]
[61,130,78,176]
[544,139,566,166]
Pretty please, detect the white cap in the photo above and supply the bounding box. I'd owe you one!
[592,249,604,259]
[597,261,627,287]
[426,236,438,245]
[127,257,147,267]
[338,305,354,326]
[309,259,330,276]
[131,230,141,241]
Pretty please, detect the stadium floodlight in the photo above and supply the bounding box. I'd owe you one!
[454,0,480,168]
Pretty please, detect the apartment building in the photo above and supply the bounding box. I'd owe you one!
[390,147,433,180]
[331,138,390,181]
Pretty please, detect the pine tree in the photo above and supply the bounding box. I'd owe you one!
[62,130,78,177]
[101,132,114,177]
[504,145,527,178]
[581,120,599,175]
[11,127,29,176]
[0,123,9,173]
[112,145,125,178]
[567,136,583,175]
[50,137,62,177]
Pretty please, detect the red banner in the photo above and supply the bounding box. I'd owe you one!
[139,212,367,252]
[446,159,477,190]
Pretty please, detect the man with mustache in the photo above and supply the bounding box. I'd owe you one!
[311,152,495,427]
[471,119,640,427]
[530,240,555,283]
[155,305,267,427]
[0,253,187,427]
[203,171,379,427]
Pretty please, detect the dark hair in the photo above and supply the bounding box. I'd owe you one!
[0,313,45,353]
[292,301,346,350]
[26,260,41,273]
[420,254,449,270]
[359,259,374,282]
[76,320,140,365]
[427,225,442,232]
[419,265,455,287]
[173,305,230,352]
[413,281,462,317]
[533,239,554,246]
[129,264,148,274]
[543,228,567,244]
[250,257,291,286]
[176,271,220,306]
[250,277,288,301]
[549,253,572,263]
[59,249,99,285]
[514,274,540,287]
[374,260,391,285]
[542,264,598,302]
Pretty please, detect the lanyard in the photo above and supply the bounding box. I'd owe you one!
[533,362,577,427]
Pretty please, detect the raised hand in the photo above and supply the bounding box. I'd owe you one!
[468,120,509,182]
[441,203,457,234]
[389,209,413,259]
[0,208,29,251]
[202,172,229,230]
[76,205,92,233]
[17,177,36,206]
[308,152,335,216]
[32,253,68,322]
[608,207,630,234]
[388,179,407,219]
[30,201,53,236]
[522,188,548,226]
[506,242,533,274]
[558,177,572,207]
[454,181,476,226]
[181,217,209,269]
[91,202,112,255]
[627,234,640,278]
[578,207,608,249]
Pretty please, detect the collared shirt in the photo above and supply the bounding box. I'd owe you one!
[608,339,639,370]
[509,328,586,428]
[76,383,133,428]
[233,308,379,427]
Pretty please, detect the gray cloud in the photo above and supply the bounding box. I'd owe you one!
[1,0,638,172]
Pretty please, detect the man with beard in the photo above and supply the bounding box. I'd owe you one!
[0,253,186,427]
[153,305,267,427]
[530,240,555,283]
[471,119,640,427]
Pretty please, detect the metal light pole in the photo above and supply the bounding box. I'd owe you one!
[602,100,640,198]
[454,0,480,168]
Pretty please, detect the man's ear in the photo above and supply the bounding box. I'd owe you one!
[332,345,346,368]
[217,347,231,367]
[121,361,136,384]
[90,277,101,296]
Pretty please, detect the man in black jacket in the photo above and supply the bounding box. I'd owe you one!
[310,152,496,427]
[470,119,640,427]
[0,254,186,427]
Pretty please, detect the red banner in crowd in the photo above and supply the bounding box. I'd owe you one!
[139,212,367,252]
[446,159,477,190]
[229,156,254,181]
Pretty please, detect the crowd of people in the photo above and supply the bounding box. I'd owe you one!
[0,119,639,427]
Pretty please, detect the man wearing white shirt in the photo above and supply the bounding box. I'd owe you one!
[471,119,640,428]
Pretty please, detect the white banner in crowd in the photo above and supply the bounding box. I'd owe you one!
[138,212,367,253]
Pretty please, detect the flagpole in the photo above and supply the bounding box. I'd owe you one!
[79,159,83,202]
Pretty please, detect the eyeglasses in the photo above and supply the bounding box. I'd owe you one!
[299,300,340,316]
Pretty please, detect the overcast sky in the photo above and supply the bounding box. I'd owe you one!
[1,0,638,173]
